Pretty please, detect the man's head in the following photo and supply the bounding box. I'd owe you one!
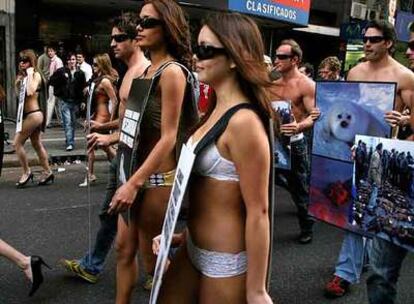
[406,22,414,70]
[299,62,314,78]
[47,45,57,59]
[363,20,395,62]
[376,143,383,152]
[110,12,138,60]
[274,39,302,74]
[76,51,86,65]
[318,56,341,80]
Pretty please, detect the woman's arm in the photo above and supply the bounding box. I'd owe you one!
[109,64,186,213]
[26,69,41,97]
[226,110,272,303]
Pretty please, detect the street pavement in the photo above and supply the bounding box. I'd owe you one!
[1,126,414,303]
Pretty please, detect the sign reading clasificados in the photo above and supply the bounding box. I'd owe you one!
[228,0,311,26]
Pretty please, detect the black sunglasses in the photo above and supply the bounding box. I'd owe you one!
[111,34,132,43]
[136,17,163,29]
[362,36,384,44]
[93,62,98,67]
[275,54,293,60]
[19,57,30,63]
[408,40,414,51]
[195,45,227,60]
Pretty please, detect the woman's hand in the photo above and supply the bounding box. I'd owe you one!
[385,110,402,127]
[108,181,140,214]
[152,235,162,255]
[247,290,273,304]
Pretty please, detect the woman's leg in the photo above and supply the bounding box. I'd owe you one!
[158,243,200,304]
[115,214,139,304]
[30,129,51,173]
[0,239,32,281]
[137,186,171,275]
[199,273,247,304]
[13,113,41,176]
[88,150,96,178]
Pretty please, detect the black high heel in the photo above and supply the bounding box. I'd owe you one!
[38,172,55,186]
[16,172,34,188]
[28,255,51,297]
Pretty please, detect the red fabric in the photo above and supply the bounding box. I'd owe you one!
[198,82,212,114]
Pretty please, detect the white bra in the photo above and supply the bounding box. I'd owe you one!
[189,137,239,182]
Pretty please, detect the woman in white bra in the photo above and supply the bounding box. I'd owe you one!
[158,12,274,303]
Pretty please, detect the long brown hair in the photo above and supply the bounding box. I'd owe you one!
[94,53,118,82]
[18,49,38,72]
[143,0,192,69]
[201,12,274,123]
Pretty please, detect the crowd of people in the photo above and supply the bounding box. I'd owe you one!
[1,0,414,303]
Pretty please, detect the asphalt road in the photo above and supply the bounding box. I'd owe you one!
[1,162,413,304]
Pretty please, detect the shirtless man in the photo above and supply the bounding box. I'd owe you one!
[61,12,150,283]
[269,39,319,244]
[324,20,414,301]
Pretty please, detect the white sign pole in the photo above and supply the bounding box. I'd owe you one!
[149,143,196,304]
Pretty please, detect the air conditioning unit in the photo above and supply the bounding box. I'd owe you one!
[366,9,380,20]
[351,2,367,20]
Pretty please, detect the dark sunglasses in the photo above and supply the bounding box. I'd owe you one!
[275,54,293,60]
[111,34,132,43]
[19,57,30,63]
[195,45,227,60]
[408,40,414,51]
[136,17,163,29]
[362,36,384,44]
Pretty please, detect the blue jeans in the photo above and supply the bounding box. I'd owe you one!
[79,158,119,275]
[335,232,370,284]
[60,100,78,147]
[367,236,408,304]
[287,137,313,234]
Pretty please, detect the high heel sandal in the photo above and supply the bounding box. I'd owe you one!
[38,172,55,186]
[16,172,34,188]
[29,255,51,297]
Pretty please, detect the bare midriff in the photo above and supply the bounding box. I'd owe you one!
[94,90,111,123]
[23,93,41,113]
[188,175,246,253]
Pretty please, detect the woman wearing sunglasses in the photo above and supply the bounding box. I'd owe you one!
[79,53,118,187]
[158,12,274,304]
[108,0,198,302]
[14,49,53,187]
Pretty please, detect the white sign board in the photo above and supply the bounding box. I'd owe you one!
[16,77,28,133]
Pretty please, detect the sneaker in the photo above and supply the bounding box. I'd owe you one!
[61,259,98,283]
[297,232,313,244]
[143,274,153,291]
[66,145,74,151]
[79,175,97,187]
[324,275,350,298]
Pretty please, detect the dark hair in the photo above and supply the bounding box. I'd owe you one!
[111,12,138,39]
[300,62,314,78]
[365,20,396,53]
[142,0,192,68]
[200,12,274,123]
[66,52,76,61]
[75,50,86,57]
[280,39,303,62]
[46,43,57,52]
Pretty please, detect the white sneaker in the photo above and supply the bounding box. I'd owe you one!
[66,145,74,151]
